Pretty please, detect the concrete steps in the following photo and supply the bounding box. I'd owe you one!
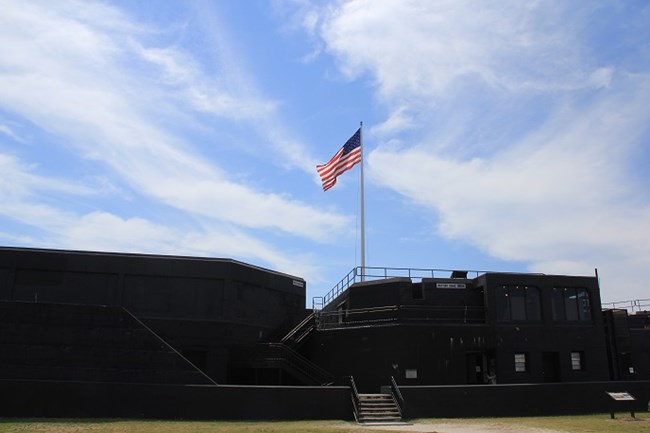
[356,393,406,425]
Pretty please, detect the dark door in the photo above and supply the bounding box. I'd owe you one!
[542,352,560,382]
[466,352,487,384]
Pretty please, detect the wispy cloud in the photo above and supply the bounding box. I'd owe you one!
[0,153,316,278]
[0,1,348,277]
[0,123,25,143]
[312,0,650,300]
[320,1,607,98]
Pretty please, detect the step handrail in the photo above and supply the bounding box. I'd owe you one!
[349,375,361,423]
[390,375,404,417]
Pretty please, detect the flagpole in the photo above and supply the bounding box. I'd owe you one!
[359,121,366,282]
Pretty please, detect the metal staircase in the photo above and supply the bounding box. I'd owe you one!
[231,342,334,385]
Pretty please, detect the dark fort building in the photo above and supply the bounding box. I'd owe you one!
[0,246,648,420]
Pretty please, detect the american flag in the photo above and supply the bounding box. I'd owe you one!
[316,128,362,191]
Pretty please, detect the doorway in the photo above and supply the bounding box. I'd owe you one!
[465,352,487,384]
[542,352,560,382]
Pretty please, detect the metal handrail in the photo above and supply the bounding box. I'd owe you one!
[602,298,650,313]
[280,312,316,346]
[265,343,334,385]
[317,304,487,329]
[121,307,218,385]
[349,376,361,423]
[315,266,488,310]
[318,305,398,329]
[390,375,404,417]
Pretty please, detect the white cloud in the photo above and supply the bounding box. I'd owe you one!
[66,213,322,284]
[367,75,650,300]
[136,44,277,120]
[0,154,94,198]
[0,154,316,278]
[371,106,415,136]
[314,0,650,300]
[320,1,603,99]
[0,123,24,142]
[0,1,357,286]
[0,1,347,244]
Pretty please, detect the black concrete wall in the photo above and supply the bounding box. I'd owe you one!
[400,381,650,418]
[0,301,212,385]
[307,324,494,392]
[2,379,647,420]
[0,247,306,383]
[0,380,352,420]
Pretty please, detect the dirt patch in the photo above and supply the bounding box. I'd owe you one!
[350,422,566,433]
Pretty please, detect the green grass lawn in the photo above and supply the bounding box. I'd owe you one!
[0,419,360,433]
[0,414,649,433]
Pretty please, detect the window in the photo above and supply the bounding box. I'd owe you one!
[576,290,592,320]
[552,288,592,321]
[565,288,579,320]
[551,288,566,320]
[496,286,542,322]
[571,351,585,371]
[514,353,528,373]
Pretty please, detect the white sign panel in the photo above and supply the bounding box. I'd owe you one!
[436,283,466,289]
[606,392,635,401]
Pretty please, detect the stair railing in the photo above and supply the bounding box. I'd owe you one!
[267,343,335,385]
[121,307,217,385]
[390,375,404,418]
[349,375,361,423]
[280,312,316,347]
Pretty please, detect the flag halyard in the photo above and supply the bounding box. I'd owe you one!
[316,128,362,191]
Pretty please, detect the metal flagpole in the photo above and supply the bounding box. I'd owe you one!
[359,121,366,282]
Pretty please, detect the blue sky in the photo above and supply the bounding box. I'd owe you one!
[1,1,649,304]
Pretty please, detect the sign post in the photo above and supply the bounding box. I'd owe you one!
[606,391,636,419]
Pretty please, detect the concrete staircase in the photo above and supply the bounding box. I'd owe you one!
[355,393,404,425]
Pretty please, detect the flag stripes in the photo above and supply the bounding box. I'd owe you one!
[316,128,362,191]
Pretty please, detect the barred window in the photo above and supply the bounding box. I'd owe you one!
[514,353,528,373]
[571,351,585,371]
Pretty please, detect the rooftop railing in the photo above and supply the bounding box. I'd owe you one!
[602,298,650,313]
[313,266,487,311]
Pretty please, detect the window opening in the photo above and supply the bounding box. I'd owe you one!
[552,288,592,321]
[496,286,541,322]
[571,351,585,371]
[514,353,528,373]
